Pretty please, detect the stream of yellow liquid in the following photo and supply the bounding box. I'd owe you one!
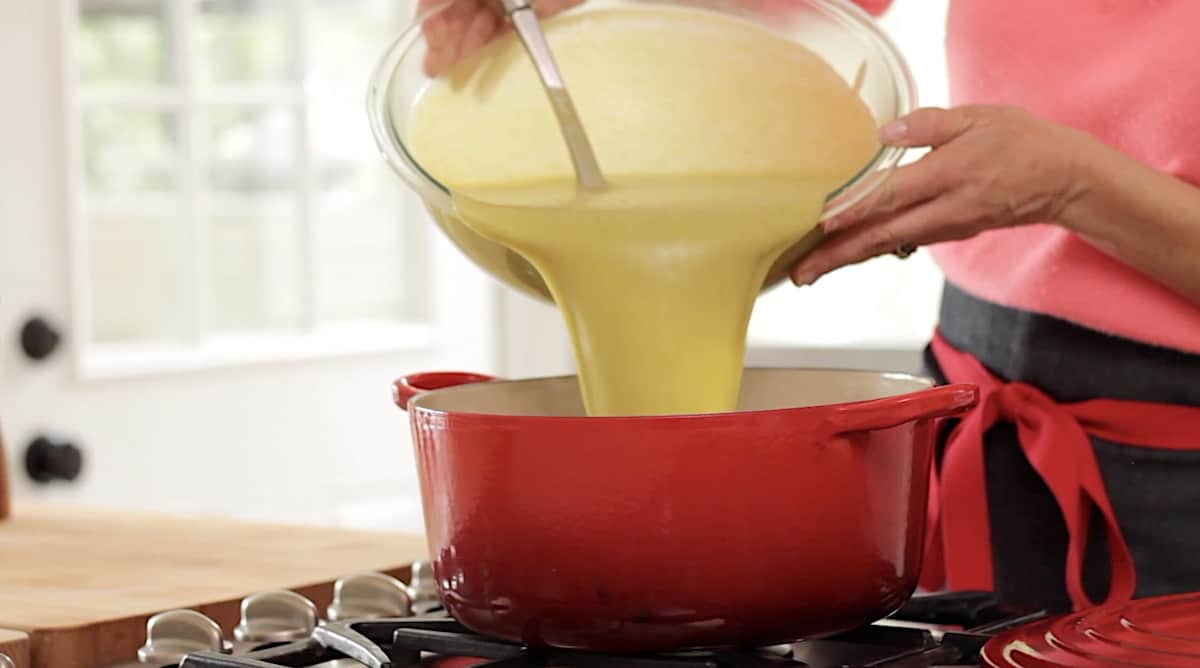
[409,5,879,416]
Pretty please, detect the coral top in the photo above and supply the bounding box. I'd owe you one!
[860,0,1200,353]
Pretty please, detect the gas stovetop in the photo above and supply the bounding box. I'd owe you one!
[127,562,1047,668]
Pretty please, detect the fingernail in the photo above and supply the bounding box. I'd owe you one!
[792,270,816,287]
[879,119,908,144]
[821,216,843,233]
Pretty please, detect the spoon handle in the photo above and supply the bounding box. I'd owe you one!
[500,0,607,189]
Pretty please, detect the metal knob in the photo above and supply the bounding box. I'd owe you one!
[0,652,14,668]
[20,316,61,361]
[233,590,318,643]
[24,436,83,484]
[137,609,226,664]
[327,572,412,620]
[407,561,441,614]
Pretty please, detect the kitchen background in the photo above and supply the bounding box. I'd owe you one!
[0,0,949,533]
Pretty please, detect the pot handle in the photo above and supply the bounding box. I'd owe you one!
[826,383,978,433]
[393,371,498,411]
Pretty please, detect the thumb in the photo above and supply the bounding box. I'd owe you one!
[879,107,974,148]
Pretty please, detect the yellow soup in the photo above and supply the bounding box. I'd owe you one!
[409,5,878,415]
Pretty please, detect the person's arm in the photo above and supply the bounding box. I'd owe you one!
[1058,136,1200,304]
[789,105,1200,306]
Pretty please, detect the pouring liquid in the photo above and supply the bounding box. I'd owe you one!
[409,5,879,415]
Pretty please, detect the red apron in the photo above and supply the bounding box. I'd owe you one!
[922,330,1200,610]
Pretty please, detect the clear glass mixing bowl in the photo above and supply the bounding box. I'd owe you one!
[366,0,917,302]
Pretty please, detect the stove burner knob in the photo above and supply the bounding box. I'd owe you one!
[327,572,413,620]
[0,653,14,668]
[407,561,441,614]
[136,609,227,664]
[233,590,318,643]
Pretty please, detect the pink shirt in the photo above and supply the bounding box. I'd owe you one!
[862,0,1200,354]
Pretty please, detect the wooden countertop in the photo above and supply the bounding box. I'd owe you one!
[0,502,428,668]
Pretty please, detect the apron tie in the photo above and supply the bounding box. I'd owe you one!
[923,330,1200,610]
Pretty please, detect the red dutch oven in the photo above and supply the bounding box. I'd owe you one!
[393,368,978,653]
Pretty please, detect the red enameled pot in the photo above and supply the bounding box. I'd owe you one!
[393,368,978,653]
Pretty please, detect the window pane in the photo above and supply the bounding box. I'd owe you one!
[310,0,407,96]
[205,106,296,192]
[204,102,300,331]
[310,0,421,324]
[79,0,171,85]
[308,0,407,190]
[83,108,179,193]
[208,211,304,332]
[307,0,420,323]
[90,210,186,343]
[315,167,422,323]
[195,0,293,84]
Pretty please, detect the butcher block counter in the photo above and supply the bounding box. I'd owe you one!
[0,502,428,668]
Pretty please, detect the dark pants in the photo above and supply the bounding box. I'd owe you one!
[923,283,1200,613]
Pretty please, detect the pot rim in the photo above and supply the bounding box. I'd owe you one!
[394,367,979,429]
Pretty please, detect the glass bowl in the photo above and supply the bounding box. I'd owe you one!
[367,0,917,301]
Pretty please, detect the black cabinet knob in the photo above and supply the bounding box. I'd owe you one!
[20,316,61,361]
[25,436,83,484]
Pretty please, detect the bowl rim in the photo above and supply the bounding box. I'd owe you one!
[365,0,919,220]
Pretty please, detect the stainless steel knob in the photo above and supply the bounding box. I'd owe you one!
[233,590,318,643]
[136,609,226,664]
[407,561,441,614]
[327,572,412,620]
[0,652,15,668]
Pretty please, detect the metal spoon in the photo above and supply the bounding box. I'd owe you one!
[496,0,607,189]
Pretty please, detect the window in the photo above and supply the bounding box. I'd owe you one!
[71,0,430,374]
[746,0,950,350]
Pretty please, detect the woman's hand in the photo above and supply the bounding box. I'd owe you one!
[419,0,583,76]
[790,105,1091,286]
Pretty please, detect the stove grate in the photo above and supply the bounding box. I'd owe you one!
[178,591,1046,668]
